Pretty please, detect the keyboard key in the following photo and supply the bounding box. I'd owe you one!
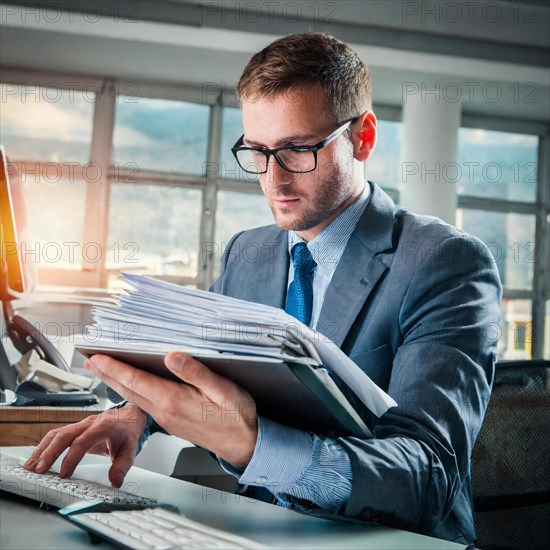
[66,508,269,549]
[0,453,157,509]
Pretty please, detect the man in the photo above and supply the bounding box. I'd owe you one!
[25,33,501,544]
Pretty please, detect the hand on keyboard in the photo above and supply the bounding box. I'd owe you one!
[23,403,147,487]
[1,454,157,509]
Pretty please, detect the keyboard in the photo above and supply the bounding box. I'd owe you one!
[64,506,269,549]
[0,453,157,509]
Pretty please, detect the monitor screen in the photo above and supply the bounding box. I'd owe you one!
[0,146,26,299]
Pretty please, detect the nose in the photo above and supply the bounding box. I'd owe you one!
[262,153,294,189]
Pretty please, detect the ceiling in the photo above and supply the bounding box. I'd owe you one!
[1,0,549,121]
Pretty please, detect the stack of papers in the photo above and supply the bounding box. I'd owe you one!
[76,274,396,435]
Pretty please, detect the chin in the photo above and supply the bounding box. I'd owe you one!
[273,218,295,231]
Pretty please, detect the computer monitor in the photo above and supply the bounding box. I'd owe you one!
[0,145,25,300]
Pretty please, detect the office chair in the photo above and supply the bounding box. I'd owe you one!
[471,360,550,550]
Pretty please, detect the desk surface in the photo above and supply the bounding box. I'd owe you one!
[0,403,105,423]
[0,401,107,446]
[1,446,466,550]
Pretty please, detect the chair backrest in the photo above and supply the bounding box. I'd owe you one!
[471,360,550,550]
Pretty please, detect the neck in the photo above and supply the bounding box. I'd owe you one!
[296,183,365,242]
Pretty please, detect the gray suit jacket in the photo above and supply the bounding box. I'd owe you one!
[210,182,502,544]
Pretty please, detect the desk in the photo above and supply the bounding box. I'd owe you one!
[0,447,467,550]
[0,403,105,446]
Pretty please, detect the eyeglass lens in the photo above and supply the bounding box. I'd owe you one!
[236,148,316,174]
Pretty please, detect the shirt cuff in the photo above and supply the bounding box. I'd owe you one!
[238,416,314,492]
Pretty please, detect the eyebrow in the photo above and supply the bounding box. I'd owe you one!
[243,133,318,148]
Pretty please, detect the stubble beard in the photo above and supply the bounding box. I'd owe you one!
[269,146,356,232]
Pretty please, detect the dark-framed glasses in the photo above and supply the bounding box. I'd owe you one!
[231,118,356,175]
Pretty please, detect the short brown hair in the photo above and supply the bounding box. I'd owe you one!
[237,32,372,122]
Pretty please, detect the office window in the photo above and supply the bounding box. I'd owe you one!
[365,120,403,196]
[457,128,538,202]
[219,107,255,184]
[1,81,97,286]
[213,190,273,277]
[456,125,547,360]
[220,107,242,162]
[0,83,94,163]
[107,184,202,286]
[457,210,535,290]
[113,97,210,175]
[545,301,550,359]
[20,176,88,271]
[499,299,533,359]
[514,323,527,351]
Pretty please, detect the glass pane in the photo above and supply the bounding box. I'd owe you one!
[220,107,259,184]
[457,209,535,290]
[365,120,403,193]
[499,299,533,360]
[107,184,202,286]
[457,128,538,202]
[0,83,94,163]
[113,97,209,175]
[213,190,273,277]
[19,173,87,270]
[544,301,549,359]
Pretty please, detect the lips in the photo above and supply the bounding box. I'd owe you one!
[273,198,300,206]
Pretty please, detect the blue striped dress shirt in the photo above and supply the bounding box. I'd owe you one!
[221,184,372,511]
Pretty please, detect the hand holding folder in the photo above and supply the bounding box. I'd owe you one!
[75,274,397,437]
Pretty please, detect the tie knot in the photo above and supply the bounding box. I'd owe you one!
[292,242,316,274]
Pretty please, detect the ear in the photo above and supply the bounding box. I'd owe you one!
[351,111,377,162]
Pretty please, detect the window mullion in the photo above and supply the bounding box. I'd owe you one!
[199,101,222,290]
[83,79,115,287]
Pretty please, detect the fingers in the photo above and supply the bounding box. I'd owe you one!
[165,352,242,403]
[84,355,157,412]
[23,405,147,490]
[24,418,96,474]
[58,424,113,479]
[108,443,137,488]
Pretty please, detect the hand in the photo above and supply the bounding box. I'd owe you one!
[84,352,258,468]
[23,404,148,487]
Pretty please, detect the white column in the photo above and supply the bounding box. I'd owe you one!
[400,90,461,225]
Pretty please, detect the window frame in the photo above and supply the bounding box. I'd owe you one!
[458,114,550,359]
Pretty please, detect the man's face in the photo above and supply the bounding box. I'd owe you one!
[241,88,358,238]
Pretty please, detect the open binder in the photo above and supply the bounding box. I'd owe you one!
[75,274,397,437]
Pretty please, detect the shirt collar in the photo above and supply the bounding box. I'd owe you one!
[288,183,371,272]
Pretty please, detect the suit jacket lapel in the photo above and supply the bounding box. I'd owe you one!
[316,182,397,348]
[237,229,290,309]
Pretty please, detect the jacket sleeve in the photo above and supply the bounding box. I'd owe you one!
[339,234,502,538]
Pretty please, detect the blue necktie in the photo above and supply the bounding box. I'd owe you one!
[239,243,316,505]
[285,242,317,325]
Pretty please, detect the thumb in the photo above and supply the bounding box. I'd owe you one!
[165,352,237,403]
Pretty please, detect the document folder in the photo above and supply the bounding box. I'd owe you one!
[75,274,397,438]
[77,346,372,437]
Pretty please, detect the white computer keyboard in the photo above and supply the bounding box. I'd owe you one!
[65,506,269,549]
[0,453,157,508]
